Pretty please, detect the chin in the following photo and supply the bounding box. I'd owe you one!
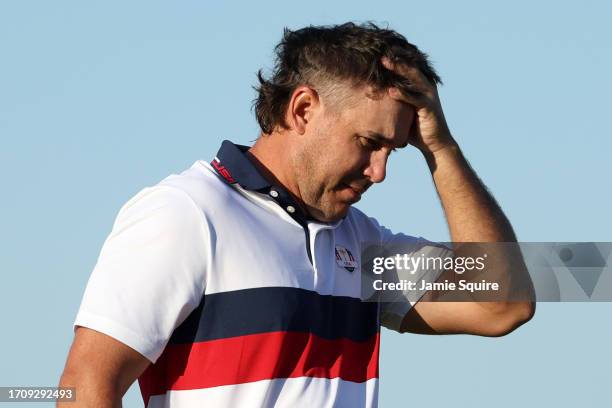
[307,196,353,223]
[319,204,351,223]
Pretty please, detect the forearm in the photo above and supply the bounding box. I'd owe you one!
[423,141,534,324]
[425,142,516,243]
[57,371,122,408]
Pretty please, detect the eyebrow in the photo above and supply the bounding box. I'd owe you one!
[365,131,409,149]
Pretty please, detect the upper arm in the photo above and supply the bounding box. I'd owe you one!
[368,220,534,336]
[74,186,210,362]
[60,186,212,405]
[59,327,151,406]
[396,244,535,336]
[400,301,535,336]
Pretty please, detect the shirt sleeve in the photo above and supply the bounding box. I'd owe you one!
[375,225,451,332]
[355,214,451,333]
[74,186,210,363]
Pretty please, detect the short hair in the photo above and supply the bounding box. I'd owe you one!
[253,22,442,134]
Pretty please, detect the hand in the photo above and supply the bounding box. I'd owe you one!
[381,57,456,155]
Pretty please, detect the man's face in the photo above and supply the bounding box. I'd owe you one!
[294,86,415,222]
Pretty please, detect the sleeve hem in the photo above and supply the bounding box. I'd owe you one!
[74,310,164,363]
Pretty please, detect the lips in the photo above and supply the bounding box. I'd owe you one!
[345,181,371,195]
[347,185,365,195]
[339,182,369,202]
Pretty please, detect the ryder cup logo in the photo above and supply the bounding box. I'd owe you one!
[335,246,358,272]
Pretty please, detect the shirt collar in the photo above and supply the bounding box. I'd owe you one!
[211,139,316,224]
[211,140,271,191]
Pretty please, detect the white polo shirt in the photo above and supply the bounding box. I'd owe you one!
[74,140,444,408]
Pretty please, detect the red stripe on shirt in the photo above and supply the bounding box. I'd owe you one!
[139,331,380,404]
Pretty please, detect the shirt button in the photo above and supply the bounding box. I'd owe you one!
[270,190,279,198]
[287,205,296,213]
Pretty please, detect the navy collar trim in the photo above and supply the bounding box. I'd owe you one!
[211,140,271,191]
[211,140,318,225]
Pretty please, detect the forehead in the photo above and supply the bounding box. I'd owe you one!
[331,85,415,146]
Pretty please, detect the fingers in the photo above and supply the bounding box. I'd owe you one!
[381,56,435,94]
[387,86,426,108]
[382,56,441,112]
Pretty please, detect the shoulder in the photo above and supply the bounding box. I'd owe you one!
[344,206,426,248]
[108,161,233,243]
[345,206,385,239]
[157,160,234,210]
[117,161,236,224]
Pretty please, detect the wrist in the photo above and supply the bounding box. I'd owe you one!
[422,141,462,171]
[421,134,459,157]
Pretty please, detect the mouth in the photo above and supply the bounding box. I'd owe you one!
[339,183,368,202]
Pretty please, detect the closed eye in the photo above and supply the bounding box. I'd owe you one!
[360,137,383,151]
[360,136,398,155]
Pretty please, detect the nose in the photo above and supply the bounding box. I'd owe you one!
[363,150,388,184]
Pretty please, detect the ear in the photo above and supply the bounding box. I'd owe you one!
[286,86,320,135]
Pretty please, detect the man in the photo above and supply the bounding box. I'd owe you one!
[59,22,534,407]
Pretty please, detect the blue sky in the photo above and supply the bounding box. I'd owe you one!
[1,1,610,406]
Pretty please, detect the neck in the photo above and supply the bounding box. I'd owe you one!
[247,133,308,213]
